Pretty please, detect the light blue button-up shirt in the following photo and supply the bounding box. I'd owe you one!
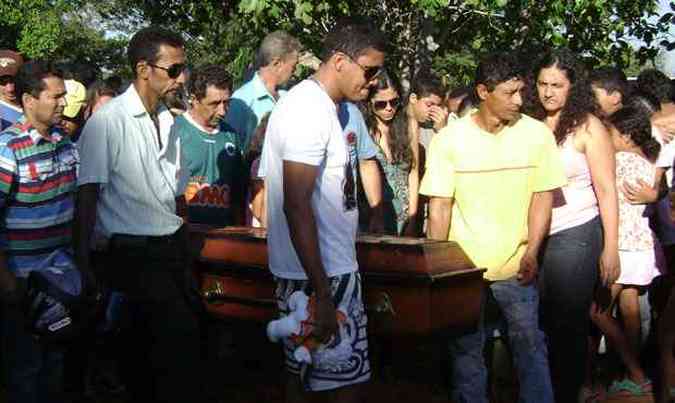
[225,72,286,154]
[77,84,183,238]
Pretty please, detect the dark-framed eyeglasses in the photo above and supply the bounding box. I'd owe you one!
[372,98,400,110]
[0,75,14,86]
[340,52,382,82]
[148,62,186,79]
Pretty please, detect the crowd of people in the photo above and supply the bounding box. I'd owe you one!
[0,19,674,403]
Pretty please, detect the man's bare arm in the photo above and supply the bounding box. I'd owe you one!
[74,184,100,291]
[426,196,453,240]
[526,190,553,256]
[283,160,336,340]
[358,159,384,232]
[518,190,552,285]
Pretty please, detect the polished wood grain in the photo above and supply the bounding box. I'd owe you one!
[190,225,486,337]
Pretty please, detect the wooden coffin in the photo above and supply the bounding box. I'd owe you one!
[190,225,486,337]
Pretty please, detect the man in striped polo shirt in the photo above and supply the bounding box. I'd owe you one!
[0,60,79,403]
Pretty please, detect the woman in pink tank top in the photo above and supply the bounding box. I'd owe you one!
[527,48,620,403]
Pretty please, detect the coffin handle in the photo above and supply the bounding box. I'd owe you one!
[368,292,396,316]
[202,282,276,308]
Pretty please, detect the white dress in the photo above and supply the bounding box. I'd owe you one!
[616,152,662,286]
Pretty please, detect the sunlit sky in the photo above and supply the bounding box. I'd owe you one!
[658,0,675,74]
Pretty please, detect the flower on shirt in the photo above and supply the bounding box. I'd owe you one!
[346,131,356,146]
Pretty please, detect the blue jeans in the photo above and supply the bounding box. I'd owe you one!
[2,303,64,403]
[539,216,602,403]
[449,279,553,403]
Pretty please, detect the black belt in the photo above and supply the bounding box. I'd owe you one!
[111,227,184,248]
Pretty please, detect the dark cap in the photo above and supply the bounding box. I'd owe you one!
[0,50,24,77]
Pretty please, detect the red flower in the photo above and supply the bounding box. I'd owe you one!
[346,132,356,145]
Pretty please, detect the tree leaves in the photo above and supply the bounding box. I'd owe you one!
[2,0,672,86]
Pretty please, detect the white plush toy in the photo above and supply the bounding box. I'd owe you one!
[267,290,310,343]
[266,290,353,367]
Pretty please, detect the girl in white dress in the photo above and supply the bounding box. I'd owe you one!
[591,102,662,398]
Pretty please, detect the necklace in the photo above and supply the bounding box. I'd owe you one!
[309,76,338,107]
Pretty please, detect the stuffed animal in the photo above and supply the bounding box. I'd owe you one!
[267,290,353,368]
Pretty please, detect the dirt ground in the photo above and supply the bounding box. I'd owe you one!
[0,322,661,403]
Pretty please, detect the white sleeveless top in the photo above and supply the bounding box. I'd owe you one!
[550,135,600,234]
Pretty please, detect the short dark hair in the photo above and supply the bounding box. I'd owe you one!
[15,60,64,107]
[85,79,118,107]
[622,91,661,116]
[474,52,523,92]
[127,26,184,77]
[636,68,673,104]
[446,85,471,101]
[609,103,661,162]
[411,71,445,99]
[188,64,232,101]
[321,21,386,62]
[590,66,628,98]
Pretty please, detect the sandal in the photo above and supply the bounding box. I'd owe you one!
[607,378,653,397]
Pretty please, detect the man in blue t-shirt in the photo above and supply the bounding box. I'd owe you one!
[338,101,384,232]
[0,50,24,131]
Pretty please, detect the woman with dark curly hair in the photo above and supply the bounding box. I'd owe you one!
[364,70,419,235]
[530,48,620,403]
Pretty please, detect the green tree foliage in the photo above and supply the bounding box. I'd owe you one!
[91,0,264,85]
[0,0,128,76]
[235,0,672,87]
[0,0,72,57]
[2,0,672,87]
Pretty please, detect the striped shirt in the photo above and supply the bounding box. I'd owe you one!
[0,117,78,276]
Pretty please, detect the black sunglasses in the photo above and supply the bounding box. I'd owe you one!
[373,98,400,110]
[148,62,186,79]
[341,53,382,82]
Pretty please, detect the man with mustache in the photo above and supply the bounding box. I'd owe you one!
[75,27,205,403]
[421,52,566,403]
[170,64,244,226]
[0,60,77,403]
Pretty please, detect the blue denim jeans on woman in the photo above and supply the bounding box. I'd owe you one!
[538,215,602,403]
[449,278,554,403]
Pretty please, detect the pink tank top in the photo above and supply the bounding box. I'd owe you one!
[550,135,599,234]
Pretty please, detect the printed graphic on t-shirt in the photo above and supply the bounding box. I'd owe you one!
[185,180,232,208]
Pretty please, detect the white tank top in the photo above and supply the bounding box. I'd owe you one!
[550,135,600,234]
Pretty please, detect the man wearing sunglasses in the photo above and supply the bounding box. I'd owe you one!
[261,22,385,403]
[0,50,24,131]
[75,27,205,403]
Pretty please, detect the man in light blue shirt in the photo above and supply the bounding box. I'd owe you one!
[225,31,301,153]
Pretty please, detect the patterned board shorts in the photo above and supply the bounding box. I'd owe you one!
[274,271,371,392]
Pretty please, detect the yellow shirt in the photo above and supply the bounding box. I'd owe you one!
[420,113,566,281]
